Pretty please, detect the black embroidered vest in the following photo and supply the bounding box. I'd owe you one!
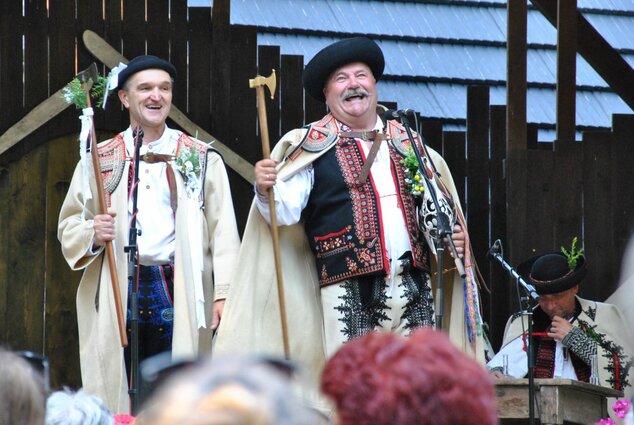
[532,303,591,382]
[301,115,431,287]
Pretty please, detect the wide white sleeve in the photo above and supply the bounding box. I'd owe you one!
[255,165,314,226]
[487,336,529,378]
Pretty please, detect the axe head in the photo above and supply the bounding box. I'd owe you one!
[249,70,277,100]
[76,63,99,88]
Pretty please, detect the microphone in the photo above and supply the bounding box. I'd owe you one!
[382,108,416,121]
[488,239,540,300]
[487,239,502,260]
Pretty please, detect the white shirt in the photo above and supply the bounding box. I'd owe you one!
[125,127,178,266]
[488,331,578,380]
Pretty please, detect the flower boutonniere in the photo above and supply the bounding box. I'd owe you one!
[400,147,425,199]
[175,146,202,197]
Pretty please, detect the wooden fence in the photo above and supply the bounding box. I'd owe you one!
[1,0,633,390]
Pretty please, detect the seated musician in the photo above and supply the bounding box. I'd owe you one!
[487,242,631,398]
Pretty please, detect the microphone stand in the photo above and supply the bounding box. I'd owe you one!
[125,127,143,414]
[488,240,539,425]
[397,111,465,330]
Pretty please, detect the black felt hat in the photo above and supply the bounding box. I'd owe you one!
[116,55,177,90]
[517,252,586,295]
[302,37,385,102]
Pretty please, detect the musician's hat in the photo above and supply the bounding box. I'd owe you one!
[517,251,586,295]
[116,55,177,90]
[302,37,384,102]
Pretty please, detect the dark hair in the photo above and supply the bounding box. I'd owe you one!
[321,329,498,425]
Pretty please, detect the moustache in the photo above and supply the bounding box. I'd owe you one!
[342,88,370,100]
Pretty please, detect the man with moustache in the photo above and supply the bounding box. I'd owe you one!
[58,55,240,413]
[216,37,487,410]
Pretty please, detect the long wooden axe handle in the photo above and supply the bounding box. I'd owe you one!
[77,64,128,347]
[249,70,290,359]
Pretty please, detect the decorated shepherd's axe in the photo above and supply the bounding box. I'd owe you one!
[76,63,128,347]
[249,70,290,359]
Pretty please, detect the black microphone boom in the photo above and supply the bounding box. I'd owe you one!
[487,239,539,301]
[487,239,502,260]
[382,108,415,121]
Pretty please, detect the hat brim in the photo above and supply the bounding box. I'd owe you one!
[516,252,586,295]
[302,37,385,102]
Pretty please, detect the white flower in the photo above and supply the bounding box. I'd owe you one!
[102,62,128,108]
[175,147,202,197]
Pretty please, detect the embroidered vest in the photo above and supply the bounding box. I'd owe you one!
[532,307,591,381]
[96,131,209,207]
[301,115,430,287]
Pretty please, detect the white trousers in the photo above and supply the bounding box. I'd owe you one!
[320,260,434,357]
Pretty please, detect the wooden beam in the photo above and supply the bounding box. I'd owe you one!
[556,0,577,142]
[532,0,634,111]
[506,0,528,152]
[0,92,69,156]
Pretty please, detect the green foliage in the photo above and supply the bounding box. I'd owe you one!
[399,147,425,198]
[561,236,584,270]
[402,148,420,176]
[61,75,109,110]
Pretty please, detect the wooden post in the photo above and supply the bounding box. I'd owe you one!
[556,0,578,142]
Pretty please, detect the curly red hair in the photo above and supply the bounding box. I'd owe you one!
[321,329,498,425]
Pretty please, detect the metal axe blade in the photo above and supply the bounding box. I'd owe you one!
[76,62,99,89]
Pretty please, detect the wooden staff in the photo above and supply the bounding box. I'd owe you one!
[77,63,128,347]
[249,70,290,359]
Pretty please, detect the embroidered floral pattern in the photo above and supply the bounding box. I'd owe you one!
[335,277,390,341]
[400,269,435,331]
[577,312,632,390]
[97,133,128,208]
[314,226,353,258]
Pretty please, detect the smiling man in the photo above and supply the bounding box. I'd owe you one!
[58,55,240,413]
[216,37,487,411]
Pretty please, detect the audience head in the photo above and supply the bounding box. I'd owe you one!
[45,388,113,425]
[321,329,498,425]
[135,354,326,425]
[0,348,47,425]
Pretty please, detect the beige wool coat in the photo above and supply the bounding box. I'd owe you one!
[58,129,240,414]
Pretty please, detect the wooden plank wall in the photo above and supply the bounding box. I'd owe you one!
[1,0,633,390]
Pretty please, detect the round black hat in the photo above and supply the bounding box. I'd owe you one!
[516,252,586,295]
[116,55,177,90]
[302,37,385,102]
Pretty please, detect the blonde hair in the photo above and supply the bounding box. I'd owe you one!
[135,355,324,425]
[0,349,46,425]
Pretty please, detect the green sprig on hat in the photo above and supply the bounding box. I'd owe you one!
[561,237,584,271]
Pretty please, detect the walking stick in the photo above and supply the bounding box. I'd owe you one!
[77,63,128,347]
[249,70,290,359]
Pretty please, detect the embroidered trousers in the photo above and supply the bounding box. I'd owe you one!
[320,258,434,357]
